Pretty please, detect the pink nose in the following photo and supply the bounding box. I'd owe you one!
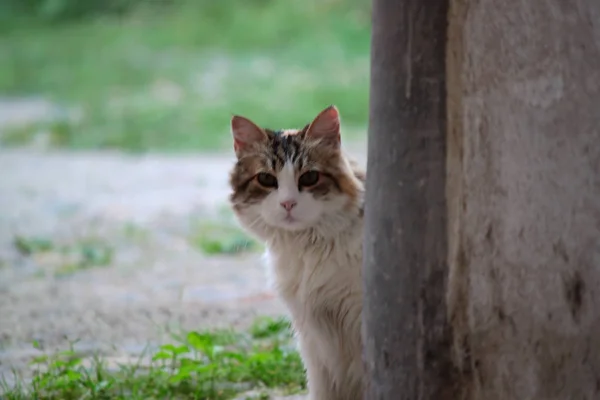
[280,199,297,211]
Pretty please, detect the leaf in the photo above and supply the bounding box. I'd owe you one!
[168,364,197,384]
[179,357,199,367]
[187,332,215,356]
[151,351,172,361]
[220,351,246,362]
[173,345,190,355]
[159,344,178,353]
[250,317,292,339]
[64,370,82,382]
[160,344,190,356]
[30,355,49,365]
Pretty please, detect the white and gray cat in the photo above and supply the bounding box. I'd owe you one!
[228,105,365,400]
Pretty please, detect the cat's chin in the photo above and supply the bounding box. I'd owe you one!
[234,213,310,239]
[260,212,319,233]
[271,219,312,232]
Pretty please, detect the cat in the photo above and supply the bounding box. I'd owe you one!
[228,105,365,400]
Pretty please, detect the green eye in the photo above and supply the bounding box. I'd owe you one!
[298,170,320,187]
[256,172,278,188]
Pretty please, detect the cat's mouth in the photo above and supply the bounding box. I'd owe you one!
[280,214,307,229]
[284,214,297,223]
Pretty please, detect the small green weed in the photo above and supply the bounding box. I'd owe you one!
[71,240,113,267]
[189,221,260,256]
[2,120,79,147]
[1,317,305,400]
[14,236,55,255]
[122,222,149,242]
[249,317,293,340]
[13,235,114,275]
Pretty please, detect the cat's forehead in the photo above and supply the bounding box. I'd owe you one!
[262,127,314,171]
[270,128,302,137]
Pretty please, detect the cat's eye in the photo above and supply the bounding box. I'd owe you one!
[256,172,278,188]
[298,170,320,187]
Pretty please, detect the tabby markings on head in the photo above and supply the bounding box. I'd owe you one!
[228,105,364,235]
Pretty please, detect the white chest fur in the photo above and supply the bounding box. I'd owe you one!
[265,221,362,317]
[264,220,364,399]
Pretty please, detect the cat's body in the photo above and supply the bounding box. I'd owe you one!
[228,106,365,400]
[265,219,363,399]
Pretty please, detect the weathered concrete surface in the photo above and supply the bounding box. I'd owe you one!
[447,0,600,399]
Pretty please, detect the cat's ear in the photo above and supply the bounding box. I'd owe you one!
[306,105,341,148]
[231,115,268,157]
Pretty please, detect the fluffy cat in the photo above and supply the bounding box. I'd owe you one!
[228,105,365,400]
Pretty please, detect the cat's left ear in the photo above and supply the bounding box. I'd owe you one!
[306,105,341,149]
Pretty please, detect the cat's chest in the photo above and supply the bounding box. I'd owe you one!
[266,233,362,309]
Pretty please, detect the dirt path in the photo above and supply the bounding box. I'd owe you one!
[0,149,281,377]
[0,145,366,392]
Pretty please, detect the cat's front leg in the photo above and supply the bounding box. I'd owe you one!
[303,354,338,400]
[296,333,337,400]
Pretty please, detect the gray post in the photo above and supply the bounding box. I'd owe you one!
[362,0,456,399]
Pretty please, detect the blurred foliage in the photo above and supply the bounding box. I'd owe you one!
[1,0,145,22]
[0,0,371,152]
[189,220,261,255]
[13,235,114,276]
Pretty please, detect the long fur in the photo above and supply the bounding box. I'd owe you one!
[265,208,363,400]
[228,107,365,400]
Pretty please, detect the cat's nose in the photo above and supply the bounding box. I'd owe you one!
[280,199,297,211]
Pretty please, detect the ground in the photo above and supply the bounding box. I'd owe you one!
[0,100,366,398]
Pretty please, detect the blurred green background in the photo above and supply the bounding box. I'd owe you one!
[0,0,371,152]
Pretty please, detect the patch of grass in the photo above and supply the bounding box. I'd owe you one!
[189,220,261,256]
[54,240,114,276]
[2,119,80,147]
[1,317,305,400]
[0,0,370,152]
[122,222,150,242]
[13,235,114,275]
[249,317,293,340]
[14,236,55,255]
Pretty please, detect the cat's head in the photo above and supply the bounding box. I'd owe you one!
[228,105,363,239]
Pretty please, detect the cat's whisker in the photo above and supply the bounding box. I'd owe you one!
[245,216,263,231]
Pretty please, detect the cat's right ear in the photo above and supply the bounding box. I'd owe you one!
[306,105,341,149]
[231,115,267,157]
